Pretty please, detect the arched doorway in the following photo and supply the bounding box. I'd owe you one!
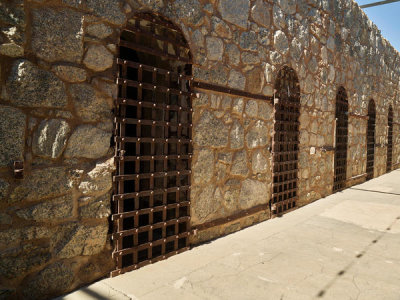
[366,99,376,180]
[333,87,348,192]
[387,105,393,172]
[271,66,300,215]
[112,13,193,275]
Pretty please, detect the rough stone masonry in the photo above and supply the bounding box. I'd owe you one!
[0,0,399,298]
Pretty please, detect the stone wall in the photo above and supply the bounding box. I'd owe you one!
[0,0,399,298]
[191,93,273,226]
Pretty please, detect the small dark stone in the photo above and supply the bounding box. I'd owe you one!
[9,167,69,203]
[0,243,51,279]
[31,8,84,63]
[70,84,111,122]
[86,23,113,39]
[194,66,229,86]
[32,119,70,159]
[0,288,16,299]
[16,194,73,221]
[86,0,126,25]
[5,60,67,108]
[79,193,111,219]
[64,125,111,159]
[0,2,25,27]
[0,106,26,167]
[251,0,270,26]
[194,110,229,147]
[22,262,74,300]
[218,0,250,29]
[170,0,204,26]
[0,213,11,225]
[240,31,258,51]
[54,223,108,259]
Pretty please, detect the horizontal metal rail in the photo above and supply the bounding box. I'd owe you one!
[116,78,192,97]
[116,59,193,80]
[113,170,192,182]
[349,112,368,120]
[347,173,367,182]
[115,98,193,113]
[113,186,191,201]
[193,81,274,102]
[112,201,190,220]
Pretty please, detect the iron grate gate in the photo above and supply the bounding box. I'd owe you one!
[366,100,376,180]
[333,87,348,192]
[387,106,393,172]
[271,67,300,215]
[111,14,193,277]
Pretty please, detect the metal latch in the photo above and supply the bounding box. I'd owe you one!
[13,161,24,179]
[271,203,277,214]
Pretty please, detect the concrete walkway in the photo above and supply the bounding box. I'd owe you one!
[59,170,400,300]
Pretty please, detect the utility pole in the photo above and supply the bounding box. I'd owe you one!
[360,0,400,8]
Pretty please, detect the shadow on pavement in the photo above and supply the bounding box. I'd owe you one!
[316,215,400,298]
[349,187,400,196]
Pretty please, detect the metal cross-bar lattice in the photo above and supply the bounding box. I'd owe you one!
[333,87,349,192]
[366,100,376,180]
[387,106,393,172]
[112,13,193,277]
[271,67,300,215]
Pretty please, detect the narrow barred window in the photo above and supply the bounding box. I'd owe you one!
[111,13,193,276]
[333,87,348,192]
[271,66,300,215]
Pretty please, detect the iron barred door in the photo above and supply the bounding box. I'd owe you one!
[366,100,376,180]
[333,87,348,192]
[387,106,393,172]
[271,67,300,215]
[112,14,193,276]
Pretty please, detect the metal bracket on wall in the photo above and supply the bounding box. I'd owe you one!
[13,161,24,179]
[347,173,367,182]
[349,112,369,120]
[320,146,336,152]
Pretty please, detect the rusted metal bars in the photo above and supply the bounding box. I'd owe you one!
[333,87,349,192]
[111,13,193,277]
[387,106,393,172]
[271,67,300,215]
[366,100,376,180]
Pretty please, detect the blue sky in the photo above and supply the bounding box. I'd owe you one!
[356,0,400,52]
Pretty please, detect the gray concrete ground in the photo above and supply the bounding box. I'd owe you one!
[59,170,400,300]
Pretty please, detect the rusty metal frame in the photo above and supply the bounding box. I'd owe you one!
[112,13,193,277]
[271,66,300,215]
[366,100,376,180]
[349,112,369,120]
[192,81,274,102]
[333,87,349,192]
[347,173,368,182]
[387,106,393,172]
